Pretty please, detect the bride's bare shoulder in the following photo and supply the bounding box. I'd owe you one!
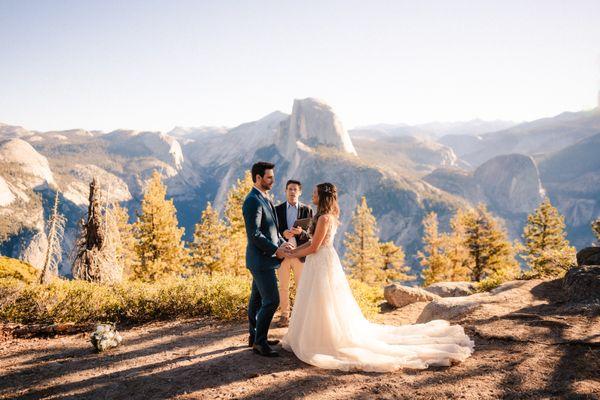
[317,213,338,225]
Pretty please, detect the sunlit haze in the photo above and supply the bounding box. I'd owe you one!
[1,0,599,132]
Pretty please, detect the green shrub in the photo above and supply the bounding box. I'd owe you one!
[0,256,38,283]
[474,275,505,292]
[0,272,384,325]
[0,273,251,325]
[348,278,384,319]
[0,279,121,324]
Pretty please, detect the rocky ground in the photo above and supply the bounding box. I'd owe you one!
[1,279,599,400]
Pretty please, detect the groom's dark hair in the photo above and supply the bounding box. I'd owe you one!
[251,161,275,183]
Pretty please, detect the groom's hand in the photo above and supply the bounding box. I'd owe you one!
[275,243,294,259]
[283,230,294,240]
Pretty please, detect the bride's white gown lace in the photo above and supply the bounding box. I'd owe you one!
[281,219,474,372]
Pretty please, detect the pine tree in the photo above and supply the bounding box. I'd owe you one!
[133,171,187,282]
[458,204,519,282]
[109,202,139,279]
[592,218,600,244]
[344,196,385,285]
[39,191,66,284]
[417,212,451,285]
[222,171,254,276]
[191,202,228,275]
[444,213,473,282]
[522,198,576,277]
[418,211,473,285]
[379,241,413,283]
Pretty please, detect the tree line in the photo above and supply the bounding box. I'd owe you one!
[39,170,600,287]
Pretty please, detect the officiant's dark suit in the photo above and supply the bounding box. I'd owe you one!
[243,185,285,351]
[275,201,313,262]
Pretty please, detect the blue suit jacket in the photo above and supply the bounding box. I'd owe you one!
[242,187,285,272]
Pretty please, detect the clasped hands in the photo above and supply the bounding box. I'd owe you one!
[275,242,296,259]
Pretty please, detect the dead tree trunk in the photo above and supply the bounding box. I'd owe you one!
[72,178,120,283]
[39,191,65,284]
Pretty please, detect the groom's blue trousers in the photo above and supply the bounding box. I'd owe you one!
[248,268,280,346]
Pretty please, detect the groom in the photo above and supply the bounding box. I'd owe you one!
[242,161,292,357]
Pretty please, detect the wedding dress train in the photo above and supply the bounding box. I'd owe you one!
[281,220,474,372]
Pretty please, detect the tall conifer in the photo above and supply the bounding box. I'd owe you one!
[522,198,576,277]
[133,171,187,281]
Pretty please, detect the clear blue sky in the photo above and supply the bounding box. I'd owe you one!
[1,0,599,132]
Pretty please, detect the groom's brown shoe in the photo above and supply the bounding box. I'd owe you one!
[252,343,280,357]
[248,335,280,347]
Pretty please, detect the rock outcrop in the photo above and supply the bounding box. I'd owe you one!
[384,283,440,308]
[104,130,184,170]
[425,153,544,216]
[473,154,544,214]
[277,98,357,159]
[0,176,15,206]
[351,135,460,175]
[424,282,475,298]
[417,280,545,323]
[61,164,131,206]
[563,265,600,303]
[0,139,55,188]
[576,247,600,266]
[538,133,600,249]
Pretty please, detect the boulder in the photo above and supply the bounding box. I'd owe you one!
[563,265,600,303]
[576,247,600,266]
[417,280,545,323]
[424,282,476,297]
[384,284,440,308]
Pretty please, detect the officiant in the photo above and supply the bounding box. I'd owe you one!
[275,179,313,326]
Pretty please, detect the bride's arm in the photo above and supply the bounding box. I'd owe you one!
[288,215,330,259]
[292,241,312,251]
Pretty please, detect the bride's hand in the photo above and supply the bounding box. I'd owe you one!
[284,247,295,257]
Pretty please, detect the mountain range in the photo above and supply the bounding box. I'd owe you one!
[1,97,599,276]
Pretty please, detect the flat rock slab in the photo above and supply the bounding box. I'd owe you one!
[384,283,440,308]
[424,282,476,297]
[417,280,547,323]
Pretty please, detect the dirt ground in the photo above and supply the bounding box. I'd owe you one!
[1,280,599,400]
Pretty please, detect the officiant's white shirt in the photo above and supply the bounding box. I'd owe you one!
[286,201,299,230]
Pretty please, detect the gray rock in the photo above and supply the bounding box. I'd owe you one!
[576,247,600,267]
[417,297,485,323]
[424,282,476,297]
[277,97,357,159]
[563,265,600,303]
[384,284,440,308]
[417,280,545,323]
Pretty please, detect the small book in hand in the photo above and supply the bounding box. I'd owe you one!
[293,218,311,230]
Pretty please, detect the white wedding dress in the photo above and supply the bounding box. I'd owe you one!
[281,218,474,372]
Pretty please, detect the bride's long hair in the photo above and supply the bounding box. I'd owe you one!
[309,182,339,235]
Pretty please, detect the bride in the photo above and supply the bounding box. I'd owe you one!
[281,183,474,372]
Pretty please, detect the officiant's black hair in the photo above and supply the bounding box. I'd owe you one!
[286,179,302,189]
[251,161,275,182]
